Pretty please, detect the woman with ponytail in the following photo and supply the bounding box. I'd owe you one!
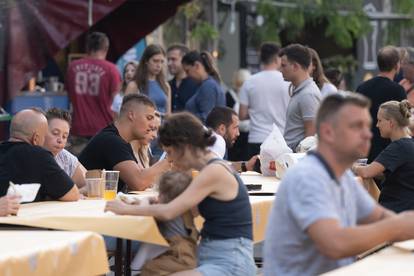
[353,100,414,212]
[182,51,226,123]
[106,112,256,276]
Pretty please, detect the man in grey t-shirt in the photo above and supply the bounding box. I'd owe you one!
[279,44,321,151]
[264,92,414,276]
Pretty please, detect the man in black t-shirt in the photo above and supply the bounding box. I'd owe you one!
[79,94,170,192]
[0,109,79,201]
[357,46,406,163]
[375,138,414,212]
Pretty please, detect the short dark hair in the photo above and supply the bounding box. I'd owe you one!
[158,171,192,203]
[260,42,280,65]
[46,108,72,125]
[159,112,216,150]
[86,32,109,53]
[377,46,400,72]
[279,44,311,70]
[324,68,344,88]
[119,94,156,116]
[316,92,371,136]
[167,43,190,56]
[206,106,237,130]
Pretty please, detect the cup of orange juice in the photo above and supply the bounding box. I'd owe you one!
[191,170,199,178]
[104,171,119,200]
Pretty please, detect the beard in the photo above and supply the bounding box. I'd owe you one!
[224,136,234,149]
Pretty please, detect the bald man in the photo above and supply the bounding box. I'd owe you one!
[0,108,79,201]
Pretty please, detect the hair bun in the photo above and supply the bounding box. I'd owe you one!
[203,127,216,146]
[399,100,412,119]
[203,126,212,138]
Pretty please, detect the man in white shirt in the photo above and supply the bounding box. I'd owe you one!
[206,107,240,158]
[207,107,258,171]
[239,42,290,159]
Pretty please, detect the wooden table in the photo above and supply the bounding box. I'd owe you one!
[323,240,414,275]
[0,174,278,275]
[0,200,165,276]
[0,200,166,245]
[0,231,108,276]
[240,172,281,195]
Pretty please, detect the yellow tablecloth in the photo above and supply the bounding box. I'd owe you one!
[0,231,108,276]
[323,241,414,275]
[0,194,274,246]
[240,173,281,194]
[0,200,167,245]
[249,196,274,243]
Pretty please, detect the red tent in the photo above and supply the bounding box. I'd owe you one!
[0,0,189,107]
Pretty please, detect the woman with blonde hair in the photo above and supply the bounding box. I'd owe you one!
[353,100,414,212]
[308,48,337,97]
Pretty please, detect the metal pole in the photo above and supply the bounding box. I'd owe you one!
[88,0,93,26]
[212,0,218,53]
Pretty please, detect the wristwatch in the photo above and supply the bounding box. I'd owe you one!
[241,161,247,172]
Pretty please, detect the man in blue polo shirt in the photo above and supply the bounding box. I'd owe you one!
[167,44,199,112]
[264,93,414,276]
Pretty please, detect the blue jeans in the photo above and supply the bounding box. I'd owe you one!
[104,235,140,255]
[196,237,256,276]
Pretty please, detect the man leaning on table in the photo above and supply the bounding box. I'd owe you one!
[264,93,414,276]
[0,108,79,202]
[79,94,170,192]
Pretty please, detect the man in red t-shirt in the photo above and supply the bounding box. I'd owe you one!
[66,32,121,155]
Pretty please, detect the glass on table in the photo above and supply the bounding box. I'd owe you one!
[104,170,119,200]
[86,178,104,199]
[191,170,199,178]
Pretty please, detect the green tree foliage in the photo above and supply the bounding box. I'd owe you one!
[163,0,218,48]
[254,0,370,48]
[386,0,414,44]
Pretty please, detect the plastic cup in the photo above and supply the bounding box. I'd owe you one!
[191,170,199,178]
[86,178,104,199]
[104,171,119,200]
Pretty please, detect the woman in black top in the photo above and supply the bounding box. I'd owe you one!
[353,100,414,212]
[106,112,256,276]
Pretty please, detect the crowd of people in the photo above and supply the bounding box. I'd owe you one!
[2,30,414,275]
